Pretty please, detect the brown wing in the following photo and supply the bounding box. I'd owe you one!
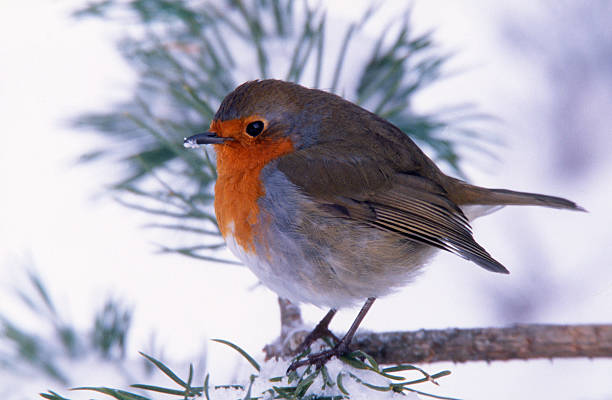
[277,146,509,274]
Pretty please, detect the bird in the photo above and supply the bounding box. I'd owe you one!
[184,79,583,370]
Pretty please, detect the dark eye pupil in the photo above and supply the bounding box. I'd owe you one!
[246,120,264,137]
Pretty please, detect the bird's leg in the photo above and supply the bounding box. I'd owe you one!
[287,297,376,372]
[294,308,339,355]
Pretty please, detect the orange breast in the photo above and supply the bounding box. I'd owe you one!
[213,131,294,253]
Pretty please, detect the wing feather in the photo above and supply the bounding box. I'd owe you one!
[276,143,508,273]
[369,193,507,273]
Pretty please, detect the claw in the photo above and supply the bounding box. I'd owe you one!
[287,298,376,374]
[293,308,338,355]
[287,342,350,372]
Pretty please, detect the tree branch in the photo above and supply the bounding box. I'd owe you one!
[264,298,612,364]
[262,297,305,358]
[351,324,612,364]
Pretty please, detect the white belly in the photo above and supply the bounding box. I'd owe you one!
[224,232,327,306]
[223,225,435,309]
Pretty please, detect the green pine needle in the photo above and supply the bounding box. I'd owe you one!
[211,338,261,372]
[41,338,456,400]
[138,352,189,388]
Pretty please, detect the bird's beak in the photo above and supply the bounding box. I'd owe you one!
[183,132,232,148]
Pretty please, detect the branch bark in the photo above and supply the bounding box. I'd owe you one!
[264,298,612,363]
[351,324,612,364]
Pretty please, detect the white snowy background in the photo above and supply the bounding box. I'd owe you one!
[1,1,611,399]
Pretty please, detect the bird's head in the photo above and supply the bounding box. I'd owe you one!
[184,79,355,151]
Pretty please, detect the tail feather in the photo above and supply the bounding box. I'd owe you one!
[447,179,585,212]
[476,187,584,210]
[442,178,583,274]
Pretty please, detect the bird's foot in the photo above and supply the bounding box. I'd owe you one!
[287,341,350,372]
[287,298,375,374]
[294,325,340,356]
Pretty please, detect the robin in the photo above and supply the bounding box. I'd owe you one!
[184,79,583,370]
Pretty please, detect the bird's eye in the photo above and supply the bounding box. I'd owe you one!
[245,120,264,137]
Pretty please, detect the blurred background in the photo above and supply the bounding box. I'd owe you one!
[1,1,611,399]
